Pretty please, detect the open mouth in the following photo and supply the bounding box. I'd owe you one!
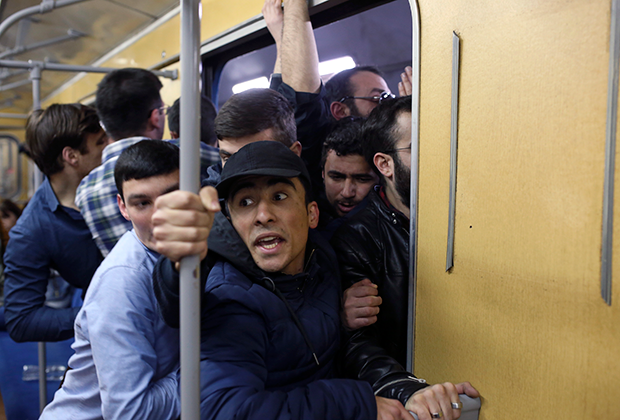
[255,235,284,251]
[337,202,356,213]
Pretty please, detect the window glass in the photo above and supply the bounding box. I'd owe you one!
[217,0,413,109]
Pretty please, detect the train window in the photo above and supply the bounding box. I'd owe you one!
[0,134,22,199]
[215,0,413,109]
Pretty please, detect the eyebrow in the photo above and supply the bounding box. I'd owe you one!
[327,170,372,178]
[229,177,297,200]
[126,182,179,201]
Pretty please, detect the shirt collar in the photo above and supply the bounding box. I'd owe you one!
[101,136,151,163]
[42,177,61,212]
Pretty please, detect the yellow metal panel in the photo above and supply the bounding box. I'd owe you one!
[415,0,619,418]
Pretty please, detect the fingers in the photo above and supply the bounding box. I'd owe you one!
[342,280,382,329]
[406,383,462,420]
[152,190,217,262]
[398,66,413,96]
[454,381,480,398]
[262,0,284,42]
[199,186,221,213]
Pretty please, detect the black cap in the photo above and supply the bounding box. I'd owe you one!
[216,141,311,199]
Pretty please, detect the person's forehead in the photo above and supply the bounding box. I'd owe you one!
[219,128,276,151]
[349,71,389,96]
[325,150,372,174]
[123,171,180,199]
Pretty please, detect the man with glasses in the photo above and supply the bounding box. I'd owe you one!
[330,96,479,419]
[263,0,409,203]
[76,68,217,256]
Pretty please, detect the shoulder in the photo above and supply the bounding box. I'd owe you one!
[86,233,155,298]
[204,261,273,314]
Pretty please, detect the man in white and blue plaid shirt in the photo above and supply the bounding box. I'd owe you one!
[76,68,219,257]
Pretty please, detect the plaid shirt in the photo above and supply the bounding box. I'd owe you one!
[76,137,220,257]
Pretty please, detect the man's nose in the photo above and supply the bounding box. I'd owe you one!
[254,200,276,225]
[341,178,356,198]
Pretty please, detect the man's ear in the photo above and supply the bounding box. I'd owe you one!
[61,146,79,167]
[307,201,319,229]
[147,107,165,132]
[330,101,351,121]
[373,152,394,179]
[170,131,179,139]
[289,141,302,157]
[117,194,131,221]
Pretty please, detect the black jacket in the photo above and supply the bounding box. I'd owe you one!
[330,186,428,405]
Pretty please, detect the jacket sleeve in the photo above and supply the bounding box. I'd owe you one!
[199,285,377,420]
[331,225,429,406]
[270,79,333,199]
[152,254,212,328]
[87,265,180,420]
[3,222,78,342]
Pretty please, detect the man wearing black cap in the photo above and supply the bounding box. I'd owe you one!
[152,141,430,420]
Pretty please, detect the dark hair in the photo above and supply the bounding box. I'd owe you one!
[96,68,163,140]
[0,199,22,220]
[325,65,384,105]
[320,117,365,169]
[26,103,101,176]
[215,89,295,146]
[114,140,180,200]
[361,95,412,180]
[168,95,218,146]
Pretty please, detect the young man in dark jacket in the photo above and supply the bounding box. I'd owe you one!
[152,141,469,420]
[330,97,479,416]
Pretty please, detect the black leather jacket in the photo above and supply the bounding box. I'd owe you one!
[330,186,428,405]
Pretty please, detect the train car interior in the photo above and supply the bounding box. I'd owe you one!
[0,0,618,419]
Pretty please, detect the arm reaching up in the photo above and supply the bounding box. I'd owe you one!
[281,0,320,93]
[263,0,284,74]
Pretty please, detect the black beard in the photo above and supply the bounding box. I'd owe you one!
[394,153,411,210]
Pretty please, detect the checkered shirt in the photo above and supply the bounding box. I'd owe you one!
[76,137,220,257]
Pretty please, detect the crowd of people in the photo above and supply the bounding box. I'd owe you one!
[0,0,479,419]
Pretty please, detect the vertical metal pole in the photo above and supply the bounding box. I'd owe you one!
[179,0,201,419]
[446,33,461,272]
[407,0,421,373]
[30,64,47,412]
[602,0,620,306]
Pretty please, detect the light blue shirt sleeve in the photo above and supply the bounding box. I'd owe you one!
[85,265,180,419]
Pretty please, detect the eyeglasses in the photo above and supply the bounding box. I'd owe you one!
[150,104,170,117]
[339,91,395,104]
[383,145,411,154]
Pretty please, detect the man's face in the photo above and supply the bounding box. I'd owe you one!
[346,71,391,118]
[392,112,412,209]
[322,150,378,217]
[218,128,275,166]
[118,170,180,250]
[77,130,109,177]
[228,175,319,275]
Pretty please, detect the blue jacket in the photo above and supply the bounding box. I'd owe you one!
[165,212,377,420]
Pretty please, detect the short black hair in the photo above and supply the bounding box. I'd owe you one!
[114,140,180,200]
[26,104,102,176]
[361,95,412,180]
[168,95,218,146]
[320,117,365,169]
[215,88,296,146]
[96,68,163,140]
[325,65,384,105]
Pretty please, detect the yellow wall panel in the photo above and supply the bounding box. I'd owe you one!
[415,0,618,418]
